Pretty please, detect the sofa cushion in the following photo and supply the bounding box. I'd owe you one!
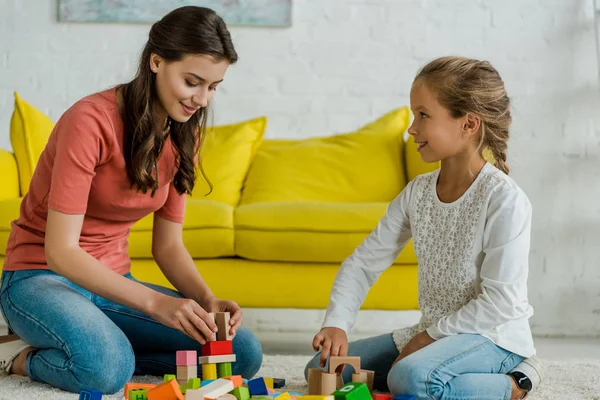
[239,107,411,205]
[129,199,235,259]
[0,150,20,200]
[10,92,55,195]
[234,201,417,264]
[192,117,267,206]
[0,198,22,255]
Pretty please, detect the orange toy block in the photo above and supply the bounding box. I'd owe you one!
[146,379,184,400]
[223,375,244,388]
[124,383,157,400]
[215,312,233,341]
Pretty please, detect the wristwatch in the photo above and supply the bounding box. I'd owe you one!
[509,371,532,392]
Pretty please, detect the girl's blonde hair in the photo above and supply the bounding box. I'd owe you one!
[414,56,511,174]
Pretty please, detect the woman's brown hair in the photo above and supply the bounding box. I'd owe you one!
[120,6,237,195]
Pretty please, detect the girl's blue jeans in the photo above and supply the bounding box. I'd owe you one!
[305,332,524,400]
[0,269,263,394]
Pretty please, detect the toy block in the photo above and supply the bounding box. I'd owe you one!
[202,340,233,356]
[321,372,337,395]
[185,378,235,400]
[177,365,198,384]
[165,374,177,382]
[79,388,102,400]
[217,361,232,377]
[201,379,215,387]
[308,368,322,395]
[177,350,198,366]
[262,378,273,389]
[267,388,276,395]
[273,378,286,389]
[129,389,148,400]
[199,354,237,364]
[274,393,291,400]
[232,385,250,400]
[215,312,233,341]
[146,380,184,400]
[288,392,304,397]
[328,357,361,376]
[360,370,374,392]
[392,396,415,400]
[372,395,391,400]
[124,384,157,400]
[247,377,269,396]
[297,397,334,400]
[202,363,218,380]
[351,372,367,385]
[216,394,237,400]
[332,382,370,400]
[223,375,243,388]
[183,377,201,394]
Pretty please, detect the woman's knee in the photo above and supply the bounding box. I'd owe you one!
[232,327,263,379]
[387,358,430,398]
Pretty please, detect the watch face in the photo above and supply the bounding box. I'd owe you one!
[511,372,533,392]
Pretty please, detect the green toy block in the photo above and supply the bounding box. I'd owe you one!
[128,388,148,400]
[333,382,371,400]
[164,374,177,382]
[217,362,233,377]
[180,377,201,394]
[232,385,250,400]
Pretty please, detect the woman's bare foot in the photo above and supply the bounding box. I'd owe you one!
[509,374,528,400]
[9,347,34,376]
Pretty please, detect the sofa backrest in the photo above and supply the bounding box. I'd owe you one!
[0,149,20,200]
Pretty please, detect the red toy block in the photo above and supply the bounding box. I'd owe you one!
[373,395,391,400]
[202,340,233,356]
[146,379,184,400]
[176,350,197,366]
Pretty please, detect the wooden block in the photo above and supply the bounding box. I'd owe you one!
[247,377,269,396]
[360,370,374,392]
[146,379,184,400]
[332,382,370,400]
[351,372,367,384]
[215,312,233,341]
[263,377,274,389]
[202,363,218,380]
[297,396,334,400]
[328,357,361,376]
[185,378,235,400]
[177,365,197,383]
[217,362,232,377]
[176,350,197,366]
[202,340,233,356]
[372,395,391,400]
[307,368,322,395]
[223,375,243,388]
[78,388,102,400]
[124,383,157,400]
[199,354,237,364]
[321,372,337,395]
[128,389,148,400]
[232,385,250,400]
[273,378,286,389]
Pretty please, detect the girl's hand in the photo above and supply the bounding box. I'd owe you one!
[312,327,348,368]
[202,296,243,338]
[392,331,436,366]
[149,295,218,344]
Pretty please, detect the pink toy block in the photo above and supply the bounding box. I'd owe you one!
[176,350,197,366]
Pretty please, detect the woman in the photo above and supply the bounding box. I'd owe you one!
[0,6,262,394]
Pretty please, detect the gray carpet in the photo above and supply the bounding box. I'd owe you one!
[0,355,598,399]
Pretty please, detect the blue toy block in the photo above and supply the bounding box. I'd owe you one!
[393,395,416,400]
[273,378,286,389]
[248,377,269,396]
[201,379,215,387]
[79,388,102,400]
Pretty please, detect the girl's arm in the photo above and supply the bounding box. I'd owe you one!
[426,185,533,340]
[322,179,416,334]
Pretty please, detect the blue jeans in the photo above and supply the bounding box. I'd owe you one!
[305,332,524,400]
[0,269,263,394]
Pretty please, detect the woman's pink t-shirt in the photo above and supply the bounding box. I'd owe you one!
[3,88,186,275]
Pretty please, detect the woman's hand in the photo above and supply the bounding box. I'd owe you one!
[312,327,349,368]
[149,294,218,344]
[392,331,436,366]
[202,296,243,338]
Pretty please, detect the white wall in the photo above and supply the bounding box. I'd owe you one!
[1,0,599,337]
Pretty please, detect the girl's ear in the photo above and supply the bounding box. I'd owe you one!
[462,113,481,137]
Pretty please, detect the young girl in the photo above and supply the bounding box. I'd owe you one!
[0,6,262,394]
[307,57,544,400]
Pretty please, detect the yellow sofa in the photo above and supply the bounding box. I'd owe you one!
[0,93,439,311]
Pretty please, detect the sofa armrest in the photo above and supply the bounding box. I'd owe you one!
[0,149,20,199]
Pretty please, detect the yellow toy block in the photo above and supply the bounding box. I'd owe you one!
[264,378,274,389]
[202,363,218,380]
